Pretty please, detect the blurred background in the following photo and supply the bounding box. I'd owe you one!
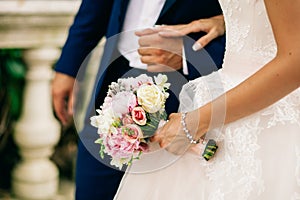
[0,1,104,199]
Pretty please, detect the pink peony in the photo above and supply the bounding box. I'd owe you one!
[122,114,134,125]
[111,91,137,115]
[102,124,143,159]
[131,107,147,125]
[103,130,139,159]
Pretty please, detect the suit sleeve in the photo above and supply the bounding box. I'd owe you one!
[183,32,226,80]
[55,0,114,78]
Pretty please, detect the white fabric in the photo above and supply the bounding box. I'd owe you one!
[182,47,189,75]
[118,0,189,74]
[118,0,166,69]
[114,0,300,199]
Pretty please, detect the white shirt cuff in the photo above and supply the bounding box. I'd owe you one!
[182,46,189,75]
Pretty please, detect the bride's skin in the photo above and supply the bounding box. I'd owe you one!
[157,14,225,51]
[152,0,300,154]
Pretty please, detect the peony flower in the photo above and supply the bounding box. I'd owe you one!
[131,107,147,125]
[111,91,137,116]
[122,114,134,125]
[137,84,166,113]
[103,132,138,158]
[102,127,141,159]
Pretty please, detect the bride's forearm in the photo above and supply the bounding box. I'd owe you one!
[190,55,300,139]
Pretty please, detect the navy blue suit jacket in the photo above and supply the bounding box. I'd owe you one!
[56,0,225,79]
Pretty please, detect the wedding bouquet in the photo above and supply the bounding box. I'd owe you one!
[90,74,170,169]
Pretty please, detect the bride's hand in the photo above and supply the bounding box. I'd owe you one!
[151,113,191,155]
[157,15,225,51]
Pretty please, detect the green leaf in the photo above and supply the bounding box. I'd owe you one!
[140,110,167,138]
[5,59,26,79]
[7,85,22,118]
[94,138,102,144]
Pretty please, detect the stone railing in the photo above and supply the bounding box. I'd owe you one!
[0,1,81,199]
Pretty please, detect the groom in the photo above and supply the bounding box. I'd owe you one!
[52,0,225,199]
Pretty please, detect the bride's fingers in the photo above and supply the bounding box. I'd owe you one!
[159,21,204,38]
[192,29,219,51]
[151,128,163,142]
[159,141,167,148]
[135,27,160,36]
[158,28,186,37]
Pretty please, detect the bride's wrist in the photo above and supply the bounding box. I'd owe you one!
[182,110,209,143]
[188,109,210,139]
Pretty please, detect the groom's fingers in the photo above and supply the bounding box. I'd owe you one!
[147,64,176,72]
[138,47,182,71]
[67,90,74,116]
[53,95,68,125]
[52,72,75,125]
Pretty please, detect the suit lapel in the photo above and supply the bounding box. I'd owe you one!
[159,0,177,18]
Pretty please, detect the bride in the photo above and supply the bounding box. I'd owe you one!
[114,0,300,199]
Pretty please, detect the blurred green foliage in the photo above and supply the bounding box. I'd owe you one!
[0,49,25,190]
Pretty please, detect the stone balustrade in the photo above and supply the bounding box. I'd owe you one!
[0,1,81,199]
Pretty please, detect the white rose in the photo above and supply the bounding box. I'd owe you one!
[137,84,166,113]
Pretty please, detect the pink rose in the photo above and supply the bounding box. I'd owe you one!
[131,107,147,126]
[122,124,143,143]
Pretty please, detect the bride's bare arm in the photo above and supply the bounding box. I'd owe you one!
[153,0,300,148]
[192,0,300,135]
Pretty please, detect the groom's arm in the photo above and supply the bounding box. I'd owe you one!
[52,0,114,125]
[55,0,114,78]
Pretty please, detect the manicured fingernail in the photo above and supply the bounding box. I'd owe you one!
[192,43,202,51]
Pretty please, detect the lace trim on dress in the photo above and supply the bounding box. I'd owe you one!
[201,118,264,200]
[179,71,300,199]
[262,89,300,128]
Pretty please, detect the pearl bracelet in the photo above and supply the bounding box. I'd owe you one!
[181,112,218,161]
[181,112,201,144]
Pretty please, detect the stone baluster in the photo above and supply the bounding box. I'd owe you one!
[12,47,61,200]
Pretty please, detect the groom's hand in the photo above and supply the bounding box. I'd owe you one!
[52,72,75,125]
[135,28,183,72]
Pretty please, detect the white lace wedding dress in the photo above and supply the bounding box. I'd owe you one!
[114,0,300,199]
